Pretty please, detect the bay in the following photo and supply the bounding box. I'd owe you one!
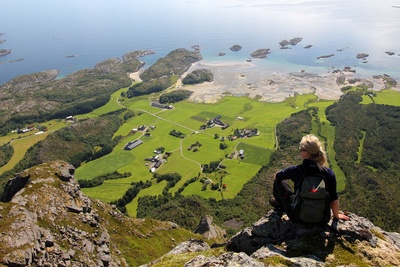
[1,0,400,84]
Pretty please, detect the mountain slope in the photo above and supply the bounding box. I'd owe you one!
[0,160,200,266]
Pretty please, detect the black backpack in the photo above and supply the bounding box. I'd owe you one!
[293,173,331,225]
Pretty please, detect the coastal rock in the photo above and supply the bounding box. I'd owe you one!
[230,45,242,51]
[317,54,335,59]
[218,52,226,56]
[0,69,60,92]
[182,69,213,85]
[373,74,398,88]
[304,45,313,49]
[250,48,271,59]
[122,50,156,61]
[0,49,11,57]
[385,51,395,56]
[192,45,200,51]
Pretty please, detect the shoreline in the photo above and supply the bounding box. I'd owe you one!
[174,60,399,103]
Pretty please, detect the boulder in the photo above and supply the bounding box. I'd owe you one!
[194,215,226,240]
[226,210,400,266]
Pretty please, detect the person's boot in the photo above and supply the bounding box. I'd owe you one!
[269,197,283,210]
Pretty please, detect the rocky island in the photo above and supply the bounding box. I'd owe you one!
[250,48,271,59]
[0,49,11,57]
[279,37,303,49]
[356,53,369,59]
[230,45,242,51]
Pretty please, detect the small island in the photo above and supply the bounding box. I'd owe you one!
[250,48,271,59]
[356,53,369,59]
[230,45,242,52]
[279,37,303,49]
[0,49,11,57]
[317,54,335,59]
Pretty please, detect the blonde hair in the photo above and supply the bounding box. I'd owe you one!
[299,134,327,167]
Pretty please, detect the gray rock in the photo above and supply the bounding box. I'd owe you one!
[166,239,210,255]
[225,210,400,266]
[194,215,226,240]
[252,245,324,267]
[0,172,30,202]
[184,252,264,267]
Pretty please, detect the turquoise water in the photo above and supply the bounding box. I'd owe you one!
[1,0,400,84]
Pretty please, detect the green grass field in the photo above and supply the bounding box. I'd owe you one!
[0,120,66,175]
[6,88,400,215]
[371,89,400,106]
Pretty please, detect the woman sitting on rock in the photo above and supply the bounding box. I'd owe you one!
[270,134,349,224]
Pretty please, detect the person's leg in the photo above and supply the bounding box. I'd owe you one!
[273,180,294,216]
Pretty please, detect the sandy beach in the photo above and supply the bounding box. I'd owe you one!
[129,59,398,104]
[129,72,142,83]
[171,60,397,103]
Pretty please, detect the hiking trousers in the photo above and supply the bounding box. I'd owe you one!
[273,179,295,220]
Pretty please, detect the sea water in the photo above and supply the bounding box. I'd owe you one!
[1,0,399,84]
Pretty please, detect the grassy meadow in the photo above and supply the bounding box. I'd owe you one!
[0,120,66,175]
[74,93,320,215]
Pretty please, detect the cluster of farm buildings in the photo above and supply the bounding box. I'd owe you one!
[200,115,229,130]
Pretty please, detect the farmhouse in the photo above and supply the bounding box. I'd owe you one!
[208,115,229,129]
[154,160,162,168]
[124,139,143,150]
[150,160,163,173]
[17,128,30,134]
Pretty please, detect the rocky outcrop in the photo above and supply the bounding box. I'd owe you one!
[182,68,214,85]
[0,69,60,92]
[145,209,400,266]
[0,160,199,267]
[185,252,264,267]
[0,161,120,266]
[250,49,271,59]
[224,210,400,266]
[373,74,398,88]
[194,215,227,240]
[122,50,156,61]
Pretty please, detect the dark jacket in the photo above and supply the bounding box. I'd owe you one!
[275,159,338,202]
